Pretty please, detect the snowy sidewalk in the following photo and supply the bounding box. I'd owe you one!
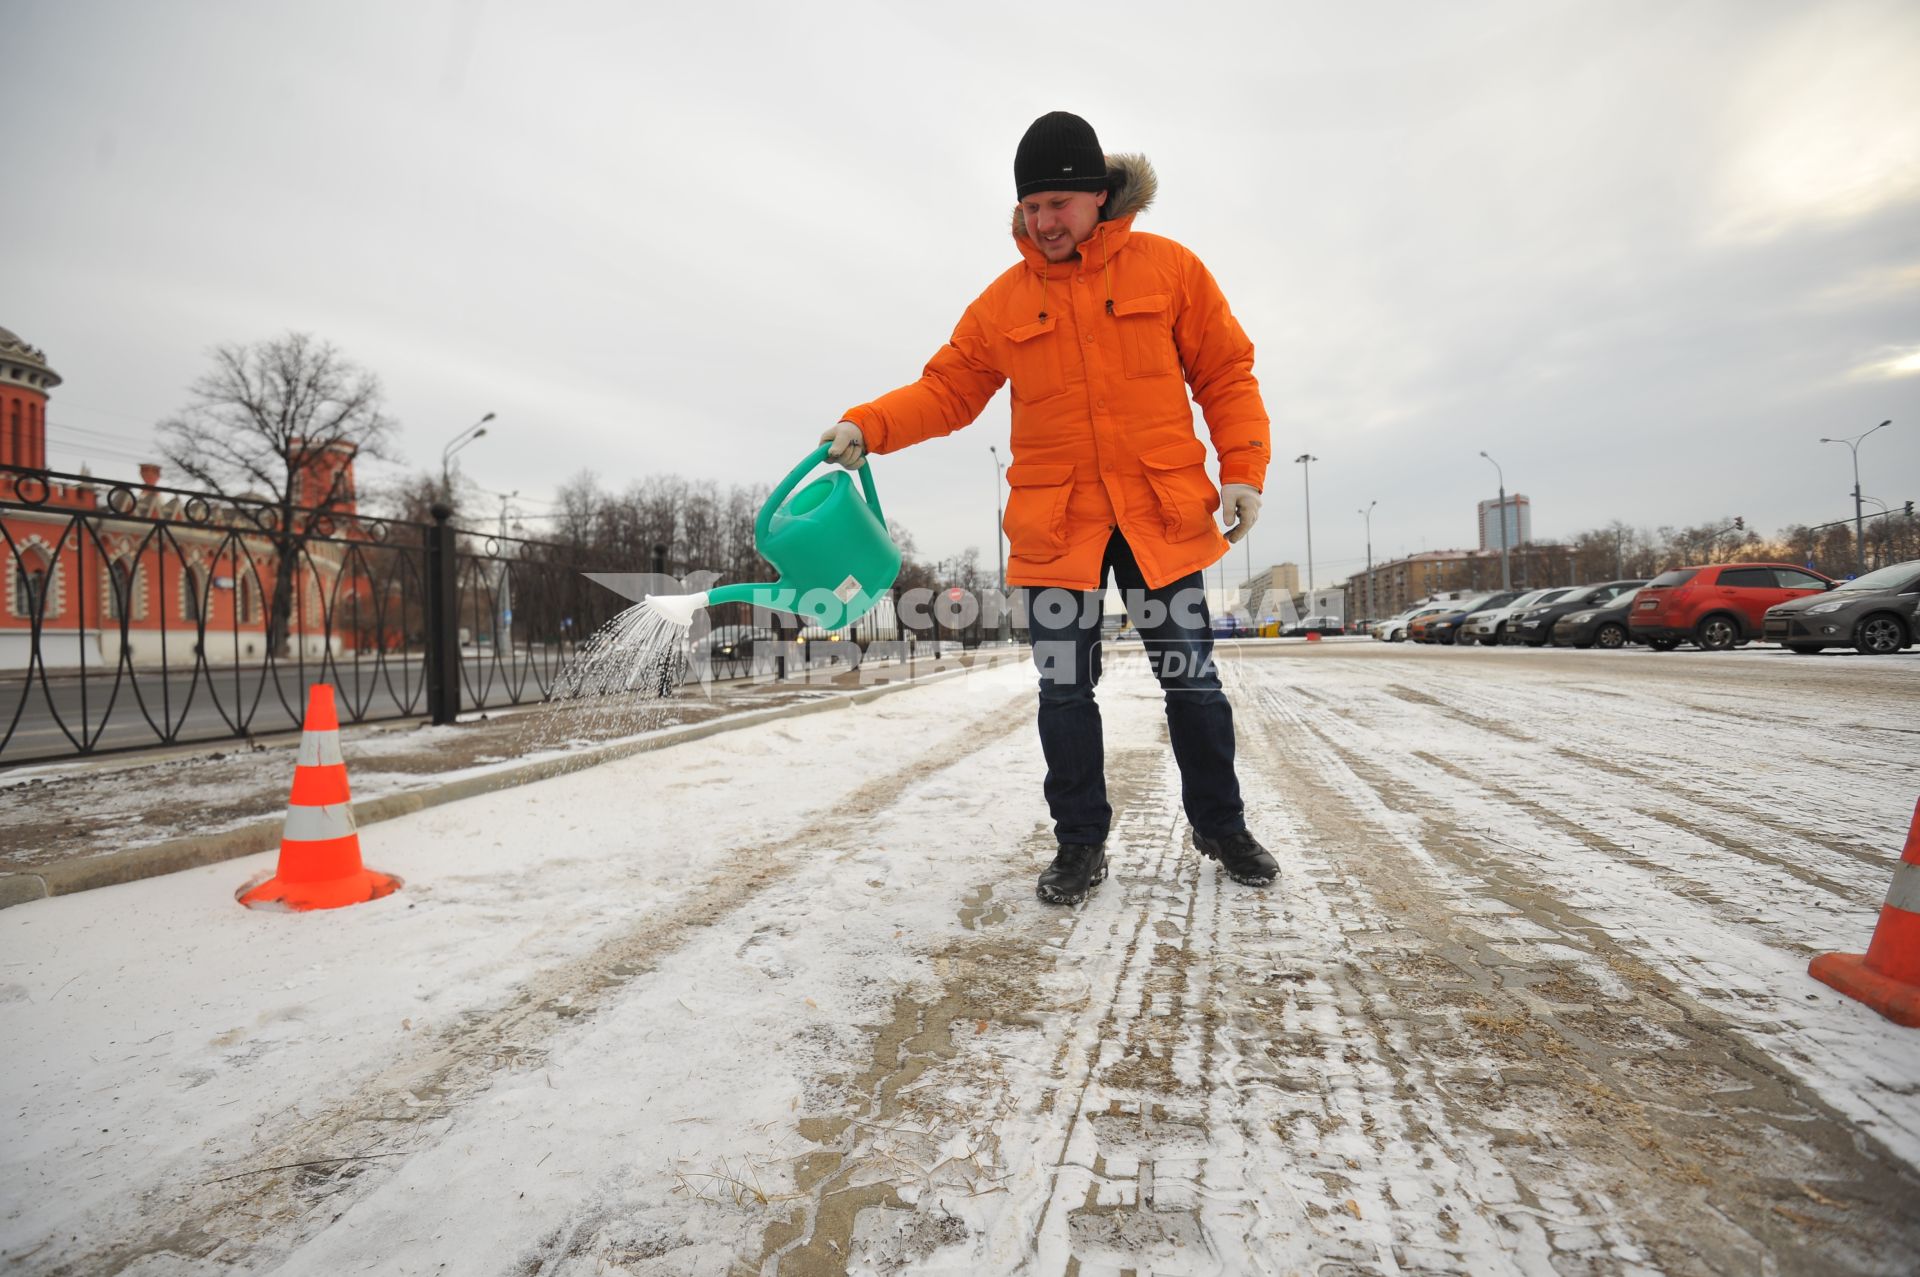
[3,644,1918,1275]
[0,650,1007,903]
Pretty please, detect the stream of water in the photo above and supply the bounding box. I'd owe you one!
[511,601,697,756]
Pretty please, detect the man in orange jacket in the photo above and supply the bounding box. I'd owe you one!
[822,111,1278,904]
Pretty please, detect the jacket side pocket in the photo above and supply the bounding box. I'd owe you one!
[1139,440,1219,542]
[1003,462,1077,560]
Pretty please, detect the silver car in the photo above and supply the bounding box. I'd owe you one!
[1457,587,1573,646]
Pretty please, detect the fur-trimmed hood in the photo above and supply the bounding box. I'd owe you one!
[1010,152,1158,241]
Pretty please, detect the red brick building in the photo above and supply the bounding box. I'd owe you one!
[2,325,370,669]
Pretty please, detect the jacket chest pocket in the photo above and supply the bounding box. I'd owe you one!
[1112,293,1177,378]
[1002,463,1076,560]
[1003,316,1067,403]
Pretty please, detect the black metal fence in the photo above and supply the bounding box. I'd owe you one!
[0,466,643,765]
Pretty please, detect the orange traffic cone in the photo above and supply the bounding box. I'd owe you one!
[1809,796,1920,1027]
[238,684,401,911]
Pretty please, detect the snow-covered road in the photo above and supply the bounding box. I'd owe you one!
[3,643,1917,1275]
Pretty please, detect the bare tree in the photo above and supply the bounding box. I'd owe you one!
[158,332,398,654]
[363,470,446,526]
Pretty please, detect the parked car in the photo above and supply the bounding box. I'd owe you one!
[1506,580,1648,646]
[1372,605,1428,641]
[1551,586,1647,649]
[1424,591,1523,646]
[1408,611,1441,643]
[1763,559,1920,654]
[704,625,778,664]
[1629,563,1834,651]
[1283,614,1344,637]
[1378,604,1453,642]
[1458,587,1573,646]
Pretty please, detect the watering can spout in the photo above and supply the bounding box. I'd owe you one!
[643,590,711,628]
[644,581,776,627]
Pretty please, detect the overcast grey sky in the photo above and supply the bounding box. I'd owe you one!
[6,0,1917,588]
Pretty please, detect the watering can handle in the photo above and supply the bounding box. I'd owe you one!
[755,443,886,543]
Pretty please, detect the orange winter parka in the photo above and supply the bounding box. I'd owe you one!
[842,154,1272,591]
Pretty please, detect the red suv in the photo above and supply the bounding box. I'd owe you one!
[1629,562,1835,651]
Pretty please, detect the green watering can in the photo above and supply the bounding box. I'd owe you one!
[646,443,901,632]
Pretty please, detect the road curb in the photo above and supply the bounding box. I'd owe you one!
[0,654,1024,910]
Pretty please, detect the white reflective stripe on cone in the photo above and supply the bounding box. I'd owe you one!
[1885,861,1920,915]
[282,803,357,842]
[297,730,344,768]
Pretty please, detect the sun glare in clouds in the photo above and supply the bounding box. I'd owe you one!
[1851,346,1920,380]
[1709,5,1920,244]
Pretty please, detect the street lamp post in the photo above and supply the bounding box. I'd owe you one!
[1821,420,1891,576]
[1295,453,1317,615]
[990,445,1011,642]
[1358,500,1376,625]
[1479,450,1511,591]
[441,412,496,503]
[495,490,518,651]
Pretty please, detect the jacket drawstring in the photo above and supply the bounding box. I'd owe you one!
[1101,226,1113,315]
[1036,226,1112,319]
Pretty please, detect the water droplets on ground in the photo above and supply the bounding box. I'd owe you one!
[514,602,696,754]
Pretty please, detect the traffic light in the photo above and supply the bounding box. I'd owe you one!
[1908,500,1915,517]
[1733,516,1744,531]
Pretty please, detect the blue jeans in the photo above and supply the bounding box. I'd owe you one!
[1022,532,1246,846]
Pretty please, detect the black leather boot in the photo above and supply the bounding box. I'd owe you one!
[1036,842,1108,905]
[1192,830,1278,886]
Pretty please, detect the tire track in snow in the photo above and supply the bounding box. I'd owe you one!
[1369,655,1917,875]
[1233,679,1666,1273]
[1228,668,1920,1274]
[1405,747,1870,948]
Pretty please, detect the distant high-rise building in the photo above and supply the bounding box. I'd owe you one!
[1239,563,1300,613]
[1478,494,1531,551]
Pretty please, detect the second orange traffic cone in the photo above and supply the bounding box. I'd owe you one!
[1809,796,1920,1027]
[238,684,400,911]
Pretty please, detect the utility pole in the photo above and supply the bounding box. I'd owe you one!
[1244,533,1252,616]
[1295,454,1317,614]
[1821,419,1891,576]
[989,445,1010,642]
[495,491,518,652]
[1479,450,1510,590]
[1359,500,1376,624]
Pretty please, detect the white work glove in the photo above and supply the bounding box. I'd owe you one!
[1221,483,1262,544]
[819,421,866,469]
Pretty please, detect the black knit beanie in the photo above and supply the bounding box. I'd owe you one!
[1014,111,1110,198]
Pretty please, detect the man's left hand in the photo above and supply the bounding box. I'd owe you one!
[1221,484,1262,544]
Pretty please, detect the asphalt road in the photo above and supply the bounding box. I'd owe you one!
[0,646,855,764]
[0,656,496,763]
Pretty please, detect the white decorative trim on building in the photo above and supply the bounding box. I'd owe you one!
[7,534,67,620]
[101,555,150,623]
[178,547,212,624]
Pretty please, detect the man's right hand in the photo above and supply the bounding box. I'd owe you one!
[820,421,866,469]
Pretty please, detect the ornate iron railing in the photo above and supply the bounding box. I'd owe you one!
[0,466,638,764]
